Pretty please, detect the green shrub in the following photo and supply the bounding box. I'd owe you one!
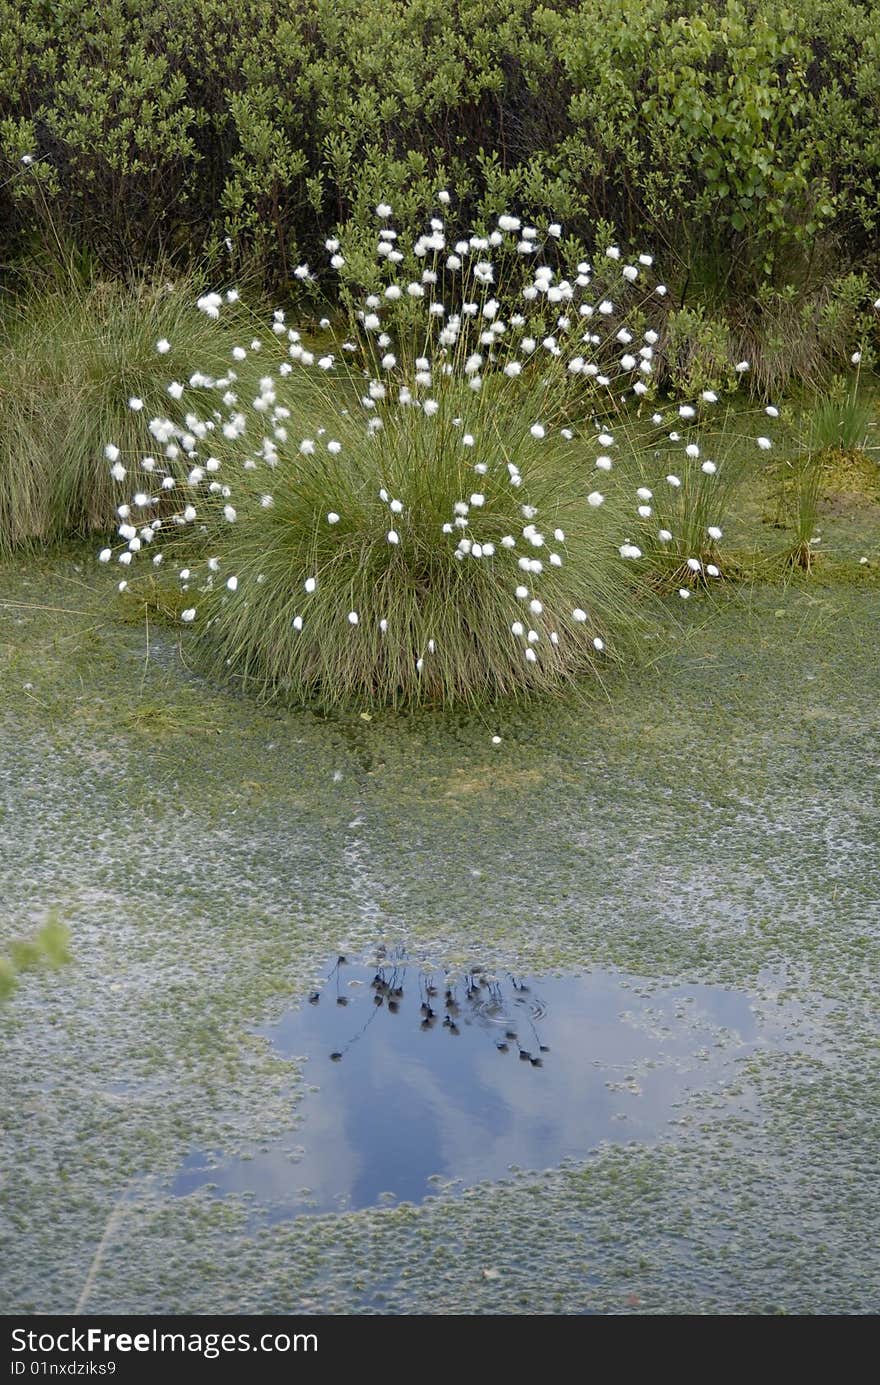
[1,0,878,347]
[665,307,737,398]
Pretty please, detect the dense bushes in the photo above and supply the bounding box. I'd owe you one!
[1,0,879,298]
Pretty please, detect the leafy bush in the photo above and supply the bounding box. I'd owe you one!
[1,0,879,314]
[665,307,738,398]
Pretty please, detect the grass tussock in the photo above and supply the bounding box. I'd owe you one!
[0,272,232,554]
[86,201,785,707]
[192,374,646,707]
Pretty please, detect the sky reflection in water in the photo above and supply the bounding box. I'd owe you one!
[171,954,763,1218]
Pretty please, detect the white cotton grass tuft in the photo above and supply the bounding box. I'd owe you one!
[90,196,773,704]
[1,268,246,555]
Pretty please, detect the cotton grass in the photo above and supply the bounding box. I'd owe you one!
[0,273,232,554]
[96,203,778,707]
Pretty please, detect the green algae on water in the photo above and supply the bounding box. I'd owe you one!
[0,549,878,1314]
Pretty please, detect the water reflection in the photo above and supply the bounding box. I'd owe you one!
[171,952,766,1219]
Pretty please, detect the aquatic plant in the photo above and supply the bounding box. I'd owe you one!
[0,911,71,1002]
[774,350,876,574]
[97,201,777,706]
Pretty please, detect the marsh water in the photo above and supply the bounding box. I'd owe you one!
[1,551,878,1314]
[171,957,790,1218]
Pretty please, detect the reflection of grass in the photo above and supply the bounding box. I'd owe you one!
[0,911,71,1001]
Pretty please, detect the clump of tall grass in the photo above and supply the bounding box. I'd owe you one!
[773,355,876,574]
[626,399,782,592]
[96,200,778,708]
[808,391,872,456]
[0,272,232,553]
[777,452,824,573]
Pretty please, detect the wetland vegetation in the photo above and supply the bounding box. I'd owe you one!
[1,0,878,1318]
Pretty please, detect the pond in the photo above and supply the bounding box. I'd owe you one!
[170,955,795,1218]
[0,553,877,1314]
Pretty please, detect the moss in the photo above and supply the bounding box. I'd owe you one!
[817,446,880,502]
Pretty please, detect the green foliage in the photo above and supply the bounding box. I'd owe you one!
[730,271,873,398]
[808,392,873,454]
[665,307,737,398]
[0,911,71,1001]
[0,270,233,553]
[0,0,878,330]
